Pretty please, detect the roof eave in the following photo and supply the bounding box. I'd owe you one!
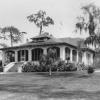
[82,48,95,53]
[0,42,77,50]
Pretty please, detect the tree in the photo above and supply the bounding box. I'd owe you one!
[1,26,26,47]
[27,10,54,35]
[75,4,100,47]
[39,48,56,76]
[46,48,56,76]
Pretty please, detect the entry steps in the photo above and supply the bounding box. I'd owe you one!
[4,62,25,72]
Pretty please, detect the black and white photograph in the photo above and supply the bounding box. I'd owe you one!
[0,0,100,100]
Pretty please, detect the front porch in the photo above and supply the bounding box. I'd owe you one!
[2,45,93,66]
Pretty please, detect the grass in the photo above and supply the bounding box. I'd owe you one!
[0,71,100,100]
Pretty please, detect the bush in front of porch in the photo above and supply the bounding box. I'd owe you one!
[22,60,77,72]
[0,60,3,72]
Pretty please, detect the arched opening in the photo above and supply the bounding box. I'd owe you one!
[32,48,43,61]
[18,50,28,61]
[72,50,77,62]
[5,51,15,63]
[65,47,70,60]
[47,47,60,59]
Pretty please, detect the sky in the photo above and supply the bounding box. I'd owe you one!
[0,0,99,45]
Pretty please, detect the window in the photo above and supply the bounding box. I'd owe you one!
[18,50,28,61]
[32,48,43,61]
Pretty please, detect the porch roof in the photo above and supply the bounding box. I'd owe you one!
[0,36,95,53]
[0,39,77,50]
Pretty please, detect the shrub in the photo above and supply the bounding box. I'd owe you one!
[51,63,57,71]
[22,62,33,72]
[39,54,49,72]
[0,60,3,72]
[87,66,94,74]
[22,62,41,72]
[77,63,88,71]
[54,60,77,72]
[39,53,58,72]
[0,67,3,72]
[66,63,77,71]
[57,60,66,71]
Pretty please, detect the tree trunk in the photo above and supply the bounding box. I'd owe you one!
[39,25,42,35]
[49,66,52,76]
[10,32,13,47]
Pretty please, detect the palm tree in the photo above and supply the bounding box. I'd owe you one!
[76,4,100,46]
[84,35,100,47]
[1,26,26,47]
[27,10,54,35]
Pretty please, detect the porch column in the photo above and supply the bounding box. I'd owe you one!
[82,52,87,65]
[15,50,18,62]
[2,51,5,67]
[29,49,32,61]
[43,48,47,55]
[77,51,79,63]
[70,48,73,62]
[90,54,93,65]
[60,46,65,60]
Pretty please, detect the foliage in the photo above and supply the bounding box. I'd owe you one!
[27,10,54,35]
[66,63,77,71]
[76,4,100,46]
[22,49,77,73]
[76,62,94,74]
[56,60,66,71]
[22,62,33,72]
[1,26,26,47]
[22,57,77,72]
[87,66,94,74]
[0,60,3,72]
[39,54,47,67]
[77,63,88,71]
[39,49,57,75]
[22,62,42,72]
[40,55,77,72]
[39,54,49,72]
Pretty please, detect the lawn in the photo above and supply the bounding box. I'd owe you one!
[0,71,100,100]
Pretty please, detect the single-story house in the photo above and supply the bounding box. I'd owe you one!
[0,33,95,67]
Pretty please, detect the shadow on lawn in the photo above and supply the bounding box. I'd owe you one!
[0,83,100,99]
[32,72,92,80]
[33,72,80,78]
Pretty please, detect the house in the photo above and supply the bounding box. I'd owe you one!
[0,33,95,67]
